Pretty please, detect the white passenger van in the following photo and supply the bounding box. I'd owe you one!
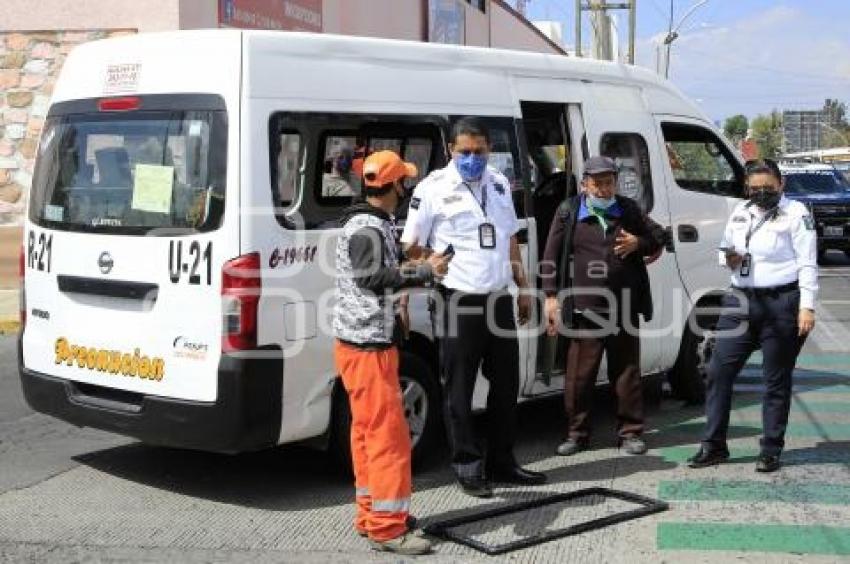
[19,30,747,459]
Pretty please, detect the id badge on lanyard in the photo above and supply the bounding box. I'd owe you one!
[740,207,776,278]
[466,182,496,250]
[479,222,496,249]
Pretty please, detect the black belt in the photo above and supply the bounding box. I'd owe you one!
[731,281,798,297]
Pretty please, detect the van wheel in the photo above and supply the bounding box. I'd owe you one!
[330,351,442,471]
[669,313,719,405]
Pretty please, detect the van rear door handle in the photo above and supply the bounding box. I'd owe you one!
[57,275,158,301]
[677,224,699,243]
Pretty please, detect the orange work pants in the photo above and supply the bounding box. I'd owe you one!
[334,340,412,542]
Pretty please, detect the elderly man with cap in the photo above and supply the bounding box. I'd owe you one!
[334,150,450,555]
[541,156,666,457]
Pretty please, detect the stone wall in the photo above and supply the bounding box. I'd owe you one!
[0,29,136,225]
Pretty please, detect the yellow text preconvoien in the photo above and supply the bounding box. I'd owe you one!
[54,337,165,381]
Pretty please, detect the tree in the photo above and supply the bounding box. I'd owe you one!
[751,110,783,158]
[723,114,748,144]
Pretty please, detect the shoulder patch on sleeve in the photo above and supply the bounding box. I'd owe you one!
[410,197,421,210]
[803,215,815,231]
[732,215,748,223]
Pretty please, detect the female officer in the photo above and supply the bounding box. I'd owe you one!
[688,159,817,473]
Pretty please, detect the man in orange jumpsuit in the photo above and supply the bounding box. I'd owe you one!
[333,150,449,555]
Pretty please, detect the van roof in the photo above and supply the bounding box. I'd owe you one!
[58,30,705,120]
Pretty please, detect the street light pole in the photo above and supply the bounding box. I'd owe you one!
[663,0,710,78]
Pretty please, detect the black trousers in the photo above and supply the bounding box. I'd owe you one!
[434,288,519,479]
[703,287,805,457]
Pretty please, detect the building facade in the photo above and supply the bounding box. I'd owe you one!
[783,110,824,154]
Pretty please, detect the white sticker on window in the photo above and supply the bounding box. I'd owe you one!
[45,204,64,222]
[188,121,203,137]
[132,164,174,214]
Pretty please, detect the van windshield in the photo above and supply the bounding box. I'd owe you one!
[29,110,227,235]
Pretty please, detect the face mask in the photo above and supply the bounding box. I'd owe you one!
[587,194,616,210]
[750,189,781,210]
[455,153,488,182]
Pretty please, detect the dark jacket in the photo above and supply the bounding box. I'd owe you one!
[541,195,666,327]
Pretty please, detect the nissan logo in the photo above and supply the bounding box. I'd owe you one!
[98,252,114,274]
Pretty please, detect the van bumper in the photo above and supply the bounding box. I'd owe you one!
[18,337,283,454]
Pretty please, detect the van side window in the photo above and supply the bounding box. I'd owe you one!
[268,112,448,230]
[600,133,654,212]
[276,132,301,206]
[661,122,745,198]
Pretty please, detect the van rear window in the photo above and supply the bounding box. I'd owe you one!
[29,109,227,235]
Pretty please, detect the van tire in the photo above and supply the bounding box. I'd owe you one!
[669,311,719,405]
[329,350,442,472]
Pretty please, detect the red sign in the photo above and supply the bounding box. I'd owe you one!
[219,0,322,32]
[740,139,759,161]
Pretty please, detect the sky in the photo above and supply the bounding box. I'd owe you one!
[525,0,850,124]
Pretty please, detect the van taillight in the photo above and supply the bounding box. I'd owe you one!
[221,253,261,353]
[18,246,25,327]
[97,96,140,112]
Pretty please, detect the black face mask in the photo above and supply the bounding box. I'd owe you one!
[750,189,781,210]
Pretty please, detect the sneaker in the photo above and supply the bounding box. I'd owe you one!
[357,515,418,537]
[687,447,730,468]
[755,454,781,473]
[555,438,588,456]
[620,436,647,455]
[369,530,432,555]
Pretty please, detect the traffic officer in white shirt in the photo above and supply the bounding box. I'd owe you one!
[688,158,817,473]
[401,117,546,497]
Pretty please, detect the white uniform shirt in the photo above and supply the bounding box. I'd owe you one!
[401,161,520,294]
[719,195,818,310]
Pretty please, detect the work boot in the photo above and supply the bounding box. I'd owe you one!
[620,436,647,455]
[755,454,781,473]
[369,530,432,555]
[555,438,588,456]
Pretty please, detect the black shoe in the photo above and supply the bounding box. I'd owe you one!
[755,454,781,473]
[458,476,493,498]
[487,465,547,485]
[687,447,730,468]
[555,438,588,456]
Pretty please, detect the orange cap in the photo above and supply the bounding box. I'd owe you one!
[362,150,418,188]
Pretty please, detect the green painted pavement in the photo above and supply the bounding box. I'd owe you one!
[733,401,850,413]
[659,480,850,505]
[748,352,850,365]
[656,446,758,463]
[657,445,850,465]
[657,523,850,555]
[667,422,850,440]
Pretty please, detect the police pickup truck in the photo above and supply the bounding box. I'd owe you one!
[780,163,850,261]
